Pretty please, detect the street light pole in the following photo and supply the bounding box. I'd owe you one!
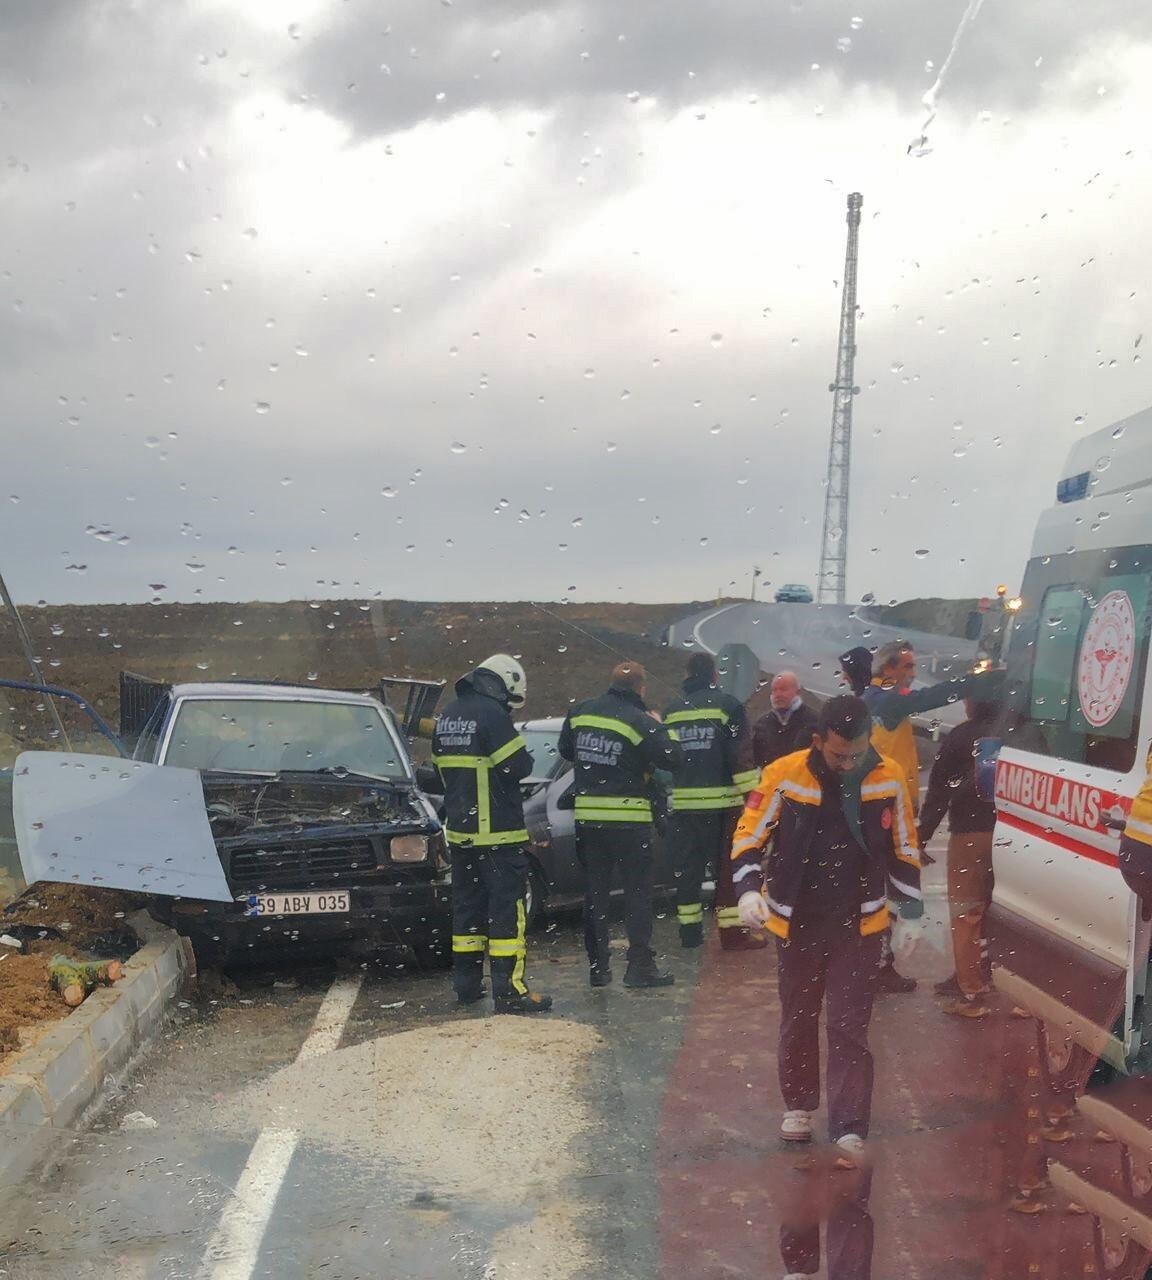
[0,568,71,749]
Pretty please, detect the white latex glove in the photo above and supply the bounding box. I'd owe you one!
[890,914,926,966]
[738,890,772,930]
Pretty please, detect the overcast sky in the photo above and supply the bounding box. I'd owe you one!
[1,0,1150,609]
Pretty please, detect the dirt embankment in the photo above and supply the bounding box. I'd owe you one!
[0,598,718,753]
[0,884,144,1058]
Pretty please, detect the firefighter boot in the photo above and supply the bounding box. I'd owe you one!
[490,954,553,1014]
[678,922,704,949]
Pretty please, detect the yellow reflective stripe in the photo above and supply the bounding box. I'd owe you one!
[488,939,524,957]
[575,794,651,811]
[673,795,743,811]
[452,935,487,953]
[673,785,742,799]
[677,904,704,923]
[574,795,652,822]
[570,714,643,746]
[477,760,491,835]
[445,828,529,846]
[664,708,731,726]
[732,769,761,790]
[513,899,528,993]
[716,907,742,927]
[433,754,488,767]
[490,735,528,766]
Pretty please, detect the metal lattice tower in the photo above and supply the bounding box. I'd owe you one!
[817,192,863,606]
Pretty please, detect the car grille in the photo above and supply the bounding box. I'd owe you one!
[228,840,378,891]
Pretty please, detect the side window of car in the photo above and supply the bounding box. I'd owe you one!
[132,698,170,763]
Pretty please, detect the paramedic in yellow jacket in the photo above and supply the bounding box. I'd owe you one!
[1120,755,1152,921]
[733,695,924,1164]
[862,641,1002,813]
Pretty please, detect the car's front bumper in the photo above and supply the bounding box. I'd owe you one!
[150,877,453,957]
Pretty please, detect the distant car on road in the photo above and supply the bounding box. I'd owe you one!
[124,678,450,966]
[517,717,678,922]
[774,583,815,604]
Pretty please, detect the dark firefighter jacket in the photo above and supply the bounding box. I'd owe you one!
[729,746,923,939]
[431,668,532,848]
[662,676,757,812]
[559,685,682,826]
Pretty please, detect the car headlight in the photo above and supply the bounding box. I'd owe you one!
[390,834,429,863]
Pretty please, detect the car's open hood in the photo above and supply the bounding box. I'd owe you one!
[13,751,233,901]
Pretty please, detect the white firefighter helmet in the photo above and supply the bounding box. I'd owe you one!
[477,653,527,709]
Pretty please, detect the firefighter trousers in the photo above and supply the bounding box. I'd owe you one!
[667,808,741,933]
[450,844,529,999]
[576,824,655,972]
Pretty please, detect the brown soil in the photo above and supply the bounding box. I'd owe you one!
[3,883,145,948]
[0,953,66,1057]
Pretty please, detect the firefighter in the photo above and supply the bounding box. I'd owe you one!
[432,654,552,1014]
[663,651,764,951]
[733,695,924,1163]
[559,660,682,987]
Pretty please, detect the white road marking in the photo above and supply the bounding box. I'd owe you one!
[199,974,364,1280]
[690,602,741,654]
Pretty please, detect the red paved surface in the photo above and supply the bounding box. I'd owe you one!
[657,924,1152,1280]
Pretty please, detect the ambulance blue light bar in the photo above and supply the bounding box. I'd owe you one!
[1056,471,1090,503]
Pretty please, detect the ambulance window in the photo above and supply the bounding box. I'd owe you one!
[1021,567,1152,772]
[1029,586,1083,724]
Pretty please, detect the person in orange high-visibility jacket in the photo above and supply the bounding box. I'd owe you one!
[1120,753,1152,920]
[731,695,923,1159]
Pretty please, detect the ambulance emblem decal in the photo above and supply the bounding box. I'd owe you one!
[1077,589,1135,728]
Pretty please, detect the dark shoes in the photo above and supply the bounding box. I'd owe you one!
[624,964,675,989]
[589,967,614,988]
[876,964,917,994]
[719,929,769,952]
[455,986,487,1005]
[934,974,962,996]
[494,991,553,1014]
[679,923,704,949]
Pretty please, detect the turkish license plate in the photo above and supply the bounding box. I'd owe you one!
[248,891,350,916]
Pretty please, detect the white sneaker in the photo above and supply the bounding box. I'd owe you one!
[780,1110,814,1142]
[834,1133,866,1167]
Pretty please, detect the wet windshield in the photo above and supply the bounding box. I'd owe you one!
[164,698,409,779]
[3,2,1152,1278]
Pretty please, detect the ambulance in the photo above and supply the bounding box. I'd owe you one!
[990,405,1152,1094]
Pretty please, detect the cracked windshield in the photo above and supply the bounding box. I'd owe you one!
[4,2,1152,1278]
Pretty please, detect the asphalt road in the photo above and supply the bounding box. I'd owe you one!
[3,826,1147,1280]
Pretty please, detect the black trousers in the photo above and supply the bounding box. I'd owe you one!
[450,844,529,998]
[667,809,741,931]
[575,823,655,971]
[777,913,883,1142]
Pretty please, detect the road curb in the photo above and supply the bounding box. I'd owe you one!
[0,909,188,1191]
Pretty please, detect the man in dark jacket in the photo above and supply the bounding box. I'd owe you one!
[918,698,1000,1018]
[751,671,819,769]
[432,654,552,1014]
[838,646,873,697]
[560,661,682,988]
[733,695,923,1165]
[663,652,763,951]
